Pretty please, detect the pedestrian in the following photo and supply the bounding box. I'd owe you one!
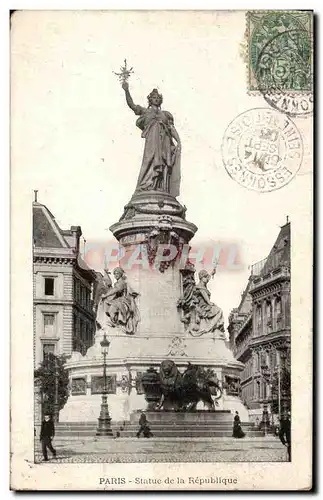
[279,412,291,461]
[40,414,56,461]
[136,411,153,438]
[232,411,245,438]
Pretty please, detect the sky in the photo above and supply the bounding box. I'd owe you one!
[11,10,312,325]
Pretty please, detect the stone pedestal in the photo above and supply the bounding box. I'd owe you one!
[110,190,197,336]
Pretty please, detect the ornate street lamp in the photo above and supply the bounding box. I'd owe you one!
[96,335,113,437]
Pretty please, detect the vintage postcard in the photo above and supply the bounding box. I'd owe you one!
[10,10,313,490]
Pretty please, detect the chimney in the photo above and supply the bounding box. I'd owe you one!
[70,226,82,254]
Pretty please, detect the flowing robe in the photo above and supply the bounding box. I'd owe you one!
[194,283,225,333]
[232,414,245,438]
[100,277,140,335]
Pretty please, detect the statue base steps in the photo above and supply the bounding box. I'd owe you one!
[130,409,232,423]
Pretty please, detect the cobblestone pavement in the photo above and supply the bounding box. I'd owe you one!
[35,437,288,463]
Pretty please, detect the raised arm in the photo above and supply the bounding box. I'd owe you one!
[122,81,144,116]
[170,125,181,147]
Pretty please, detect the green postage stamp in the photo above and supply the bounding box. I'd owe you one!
[247,11,313,93]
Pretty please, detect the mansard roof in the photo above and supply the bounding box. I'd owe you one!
[33,202,70,249]
[229,222,291,325]
[237,277,253,314]
[261,222,290,275]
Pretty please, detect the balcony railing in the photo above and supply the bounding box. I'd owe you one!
[250,266,290,292]
[251,257,268,277]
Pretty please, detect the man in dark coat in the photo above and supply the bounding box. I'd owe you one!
[40,414,56,461]
[136,411,153,438]
[279,412,291,461]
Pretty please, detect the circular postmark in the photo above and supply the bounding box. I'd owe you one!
[255,31,313,117]
[250,12,313,117]
[221,108,303,192]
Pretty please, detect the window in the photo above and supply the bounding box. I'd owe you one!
[260,351,267,369]
[73,278,77,300]
[257,352,261,371]
[86,323,90,343]
[276,298,282,329]
[43,313,55,336]
[74,279,80,302]
[270,351,276,371]
[44,277,54,296]
[42,342,55,360]
[256,305,262,334]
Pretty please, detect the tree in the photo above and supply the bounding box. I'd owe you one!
[271,367,291,414]
[34,353,69,420]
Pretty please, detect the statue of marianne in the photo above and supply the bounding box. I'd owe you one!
[122,81,181,197]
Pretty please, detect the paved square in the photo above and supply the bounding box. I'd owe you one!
[34,437,289,463]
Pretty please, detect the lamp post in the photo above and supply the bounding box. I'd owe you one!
[96,334,113,437]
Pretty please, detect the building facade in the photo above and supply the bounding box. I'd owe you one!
[33,198,97,424]
[228,221,291,423]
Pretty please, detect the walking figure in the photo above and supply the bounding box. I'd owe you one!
[136,411,153,438]
[232,411,245,438]
[40,414,56,461]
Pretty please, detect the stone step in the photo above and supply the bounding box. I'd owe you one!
[56,425,254,433]
[129,412,234,424]
[56,423,97,426]
[55,417,262,439]
[55,428,264,438]
[56,425,98,431]
[53,430,263,439]
[57,420,248,429]
[56,424,255,432]
[119,430,263,437]
[56,421,254,431]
